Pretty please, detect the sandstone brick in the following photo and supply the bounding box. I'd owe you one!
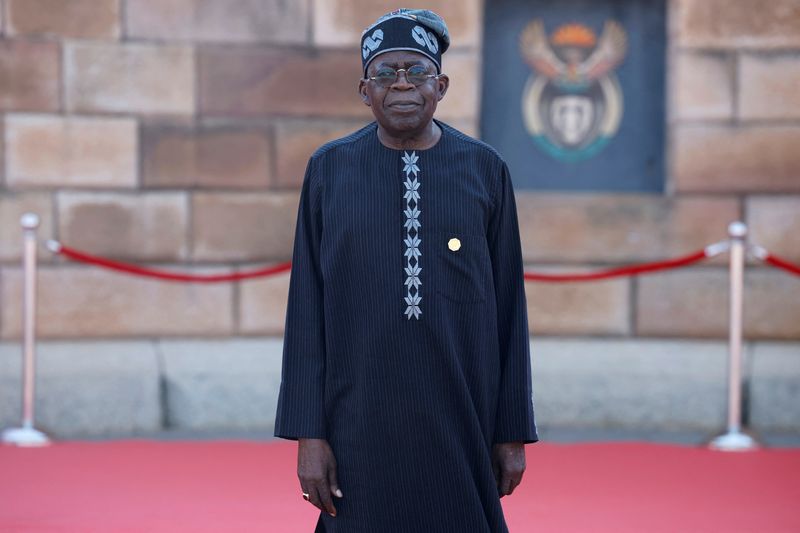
[273,119,363,188]
[744,270,800,339]
[0,115,4,184]
[673,125,800,193]
[238,271,290,334]
[671,51,733,121]
[191,192,299,261]
[747,196,800,263]
[65,42,194,115]
[525,268,630,336]
[126,0,308,44]
[739,54,800,120]
[0,193,53,263]
[0,40,59,112]
[5,114,137,188]
[0,266,233,339]
[199,47,369,118]
[7,0,119,39]
[675,0,800,49]
[312,0,481,49]
[435,52,480,121]
[637,268,800,339]
[142,126,271,189]
[515,193,738,263]
[58,192,188,261]
[637,268,727,337]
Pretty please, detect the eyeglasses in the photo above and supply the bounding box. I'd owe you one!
[364,65,442,88]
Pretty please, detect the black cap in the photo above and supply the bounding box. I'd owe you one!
[361,9,450,76]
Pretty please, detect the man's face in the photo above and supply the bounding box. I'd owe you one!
[358,50,449,136]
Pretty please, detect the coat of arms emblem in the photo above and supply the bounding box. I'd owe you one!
[519,20,627,162]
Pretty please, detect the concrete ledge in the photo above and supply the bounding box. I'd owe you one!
[531,339,729,431]
[0,342,161,437]
[750,343,800,432]
[158,338,283,431]
[1,338,798,438]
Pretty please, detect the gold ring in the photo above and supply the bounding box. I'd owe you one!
[302,492,310,501]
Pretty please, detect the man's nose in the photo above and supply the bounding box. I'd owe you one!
[391,70,415,89]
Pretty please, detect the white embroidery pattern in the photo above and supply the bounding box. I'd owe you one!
[402,151,422,320]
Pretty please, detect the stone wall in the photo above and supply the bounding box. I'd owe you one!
[0,0,798,342]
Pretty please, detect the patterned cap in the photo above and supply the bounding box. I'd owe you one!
[360,8,450,76]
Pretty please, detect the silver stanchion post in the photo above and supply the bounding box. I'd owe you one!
[2,213,50,447]
[709,221,757,452]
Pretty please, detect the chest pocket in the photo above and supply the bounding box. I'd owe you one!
[433,231,492,304]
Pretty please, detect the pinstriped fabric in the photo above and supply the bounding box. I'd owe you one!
[275,119,538,533]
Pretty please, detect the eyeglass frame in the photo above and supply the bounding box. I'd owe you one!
[362,66,444,88]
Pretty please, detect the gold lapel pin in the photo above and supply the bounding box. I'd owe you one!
[448,238,461,251]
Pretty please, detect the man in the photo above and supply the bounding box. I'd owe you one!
[274,8,538,532]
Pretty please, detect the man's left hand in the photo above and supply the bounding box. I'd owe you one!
[491,442,526,497]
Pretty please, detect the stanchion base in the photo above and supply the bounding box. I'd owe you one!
[709,431,759,452]
[2,426,51,447]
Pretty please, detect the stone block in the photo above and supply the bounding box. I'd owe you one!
[443,117,478,138]
[673,125,800,193]
[747,196,800,263]
[0,115,4,184]
[126,0,308,44]
[515,193,738,263]
[435,52,480,121]
[142,125,271,189]
[5,114,137,188]
[637,268,728,338]
[750,342,800,432]
[159,338,283,430]
[273,119,363,188]
[675,0,800,49]
[65,42,194,115]
[530,338,728,430]
[312,0,481,49]
[0,266,234,339]
[191,192,299,261]
[0,40,59,112]
[199,47,370,118]
[744,269,800,339]
[670,51,733,121]
[739,53,800,121]
[0,193,53,263]
[637,267,800,339]
[7,0,120,39]
[526,268,630,336]
[58,192,188,261]
[238,272,290,335]
[0,341,161,436]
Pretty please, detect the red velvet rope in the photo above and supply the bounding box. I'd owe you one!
[763,253,800,277]
[55,244,291,283]
[523,249,709,282]
[53,242,713,284]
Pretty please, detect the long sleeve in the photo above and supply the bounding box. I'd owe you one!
[274,156,327,440]
[487,161,538,444]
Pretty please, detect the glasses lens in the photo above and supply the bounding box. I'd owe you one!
[373,68,397,87]
[406,66,430,86]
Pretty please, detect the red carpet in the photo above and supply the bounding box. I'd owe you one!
[1,440,798,532]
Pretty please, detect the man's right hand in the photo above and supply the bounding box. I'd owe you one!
[298,438,343,517]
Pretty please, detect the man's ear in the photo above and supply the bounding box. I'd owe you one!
[435,74,450,102]
[358,79,371,107]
